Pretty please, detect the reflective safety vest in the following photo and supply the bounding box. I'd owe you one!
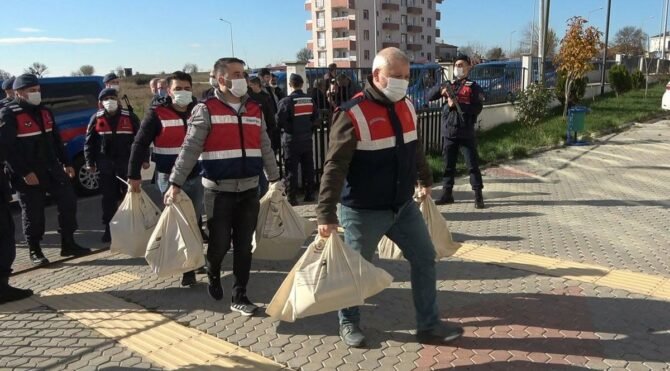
[340,92,420,210]
[199,98,263,180]
[94,109,134,135]
[13,105,54,138]
[152,106,188,173]
[92,109,135,159]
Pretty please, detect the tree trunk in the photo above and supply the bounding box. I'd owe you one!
[563,76,572,118]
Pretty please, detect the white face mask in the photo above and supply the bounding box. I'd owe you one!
[454,67,467,79]
[102,99,118,112]
[172,90,192,107]
[209,77,218,88]
[381,76,409,102]
[228,78,248,98]
[110,84,120,92]
[26,91,42,106]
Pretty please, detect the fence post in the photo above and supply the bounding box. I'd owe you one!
[284,61,308,95]
[521,54,533,89]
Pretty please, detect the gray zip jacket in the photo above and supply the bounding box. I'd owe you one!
[169,89,280,192]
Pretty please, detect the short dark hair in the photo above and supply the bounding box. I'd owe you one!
[328,63,337,70]
[167,71,192,87]
[243,71,249,79]
[259,68,272,77]
[249,77,262,86]
[213,57,246,76]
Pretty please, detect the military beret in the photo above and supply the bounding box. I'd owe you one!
[13,74,39,90]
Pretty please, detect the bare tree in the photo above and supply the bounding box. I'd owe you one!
[613,26,646,56]
[520,22,559,58]
[458,42,485,63]
[79,65,95,76]
[296,47,313,63]
[25,62,48,77]
[486,47,505,60]
[183,63,199,74]
[0,70,11,80]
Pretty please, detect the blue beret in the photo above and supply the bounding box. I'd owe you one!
[2,77,15,90]
[98,88,118,101]
[289,73,304,85]
[103,73,119,83]
[13,74,39,90]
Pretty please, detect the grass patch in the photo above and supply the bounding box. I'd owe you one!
[427,83,666,180]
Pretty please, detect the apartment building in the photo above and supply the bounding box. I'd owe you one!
[305,0,443,68]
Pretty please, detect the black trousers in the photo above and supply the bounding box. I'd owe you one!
[204,188,259,300]
[15,169,78,245]
[442,136,484,191]
[100,167,127,225]
[0,197,15,280]
[283,140,315,197]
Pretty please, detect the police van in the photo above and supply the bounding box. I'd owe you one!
[0,76,105,197]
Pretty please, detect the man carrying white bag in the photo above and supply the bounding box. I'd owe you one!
[252,182,316,260]
[110,184,161,258]
[378,194,461,261]
[267,233,393,322]
[145,193,205,277]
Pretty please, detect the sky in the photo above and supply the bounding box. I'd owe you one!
[0,0,666,77]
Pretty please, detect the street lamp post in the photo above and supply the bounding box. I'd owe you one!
[219,18,235,57]
[642,15,655,98]
[600,0,611,95]
[510,30,516,56]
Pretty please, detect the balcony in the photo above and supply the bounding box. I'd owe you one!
[332,0,355,9]
[407,6,422,15]
[382,2,400,11]
[383,42,400,48]
[407,25,423,33]
[436,11,441,20]
[305,20,312,31]
[305,0,311,11]
[382,22,400,31]
[435,28,441,37]
[332,16,356,30]
[307,40,313,50]
[333,37,357,50]
[333,58,357,68]
[407,43,422,51]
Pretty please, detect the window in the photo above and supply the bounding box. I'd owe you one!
[41,82,99,115]
[401,15,407,24]
[318,51,327,67]
[421,17,424,22]
[427,36,432,44]
[401,33,407,43]
[401,0,407,6]
[363,9,369,19]
[316,12,325,28]
[427,18,431,27]
[421,35,425,40]
[428,0,432,8]
[427,52,432,61]
[317,31,326,48]
[364,30,370,40]
[316,0,324,8]
[421,52,424,57]
[364,50,370,60]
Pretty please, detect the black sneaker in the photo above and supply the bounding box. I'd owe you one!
[339,323,366,348]
[230,296,259,316]
[181,271,197,287]
[474,191,485,209]
[60,236,91,257]
[0,285,33,304]
[29,248,49,267]
[416,324,464,345]
[435,190,455,205]
[207,274,223,301]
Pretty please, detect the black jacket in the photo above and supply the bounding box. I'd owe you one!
[84,108,140,174]
[276,89,318,143]
[128,97,197,180]
[0,99,69,182]
[428,77,484,139]
[248,88,278,136]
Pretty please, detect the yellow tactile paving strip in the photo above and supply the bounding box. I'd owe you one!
[35,272,286,370]
[454,244,670,300]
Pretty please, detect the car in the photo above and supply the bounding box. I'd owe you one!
[0,76,105,196]
[662,81,670,110]
[470,59,557,104]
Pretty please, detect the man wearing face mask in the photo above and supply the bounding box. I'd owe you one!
[0,74,90,266]
[428,54,485,208]
[0,77,16,108]
[165,57,281,317]
[85,88,141,243]
[316,48,463,348]
[128,71,205,287]
[150,78,169,107]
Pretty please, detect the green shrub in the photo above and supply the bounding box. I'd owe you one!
[514,83,555,127]
[608,64,632,96]
[556,70,588,106]
[631,69,646,89]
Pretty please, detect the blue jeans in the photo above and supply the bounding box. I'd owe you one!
[338,201,440,332]
[156,172,204,220]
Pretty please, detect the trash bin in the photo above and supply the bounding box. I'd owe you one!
[567,106,588,132]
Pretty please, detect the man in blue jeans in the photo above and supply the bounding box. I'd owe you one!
[316,47,464,348]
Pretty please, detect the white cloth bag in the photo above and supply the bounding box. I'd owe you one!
[110,190,161,257]
[378,196,461,261]
[266,233,393,322]
[145,193,205,277]
[252,182,316,260]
